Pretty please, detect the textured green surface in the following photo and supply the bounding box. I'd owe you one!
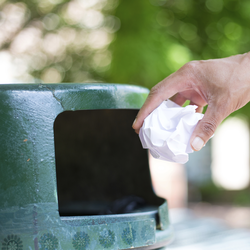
[0,83,173,249]
[0,83,149,209]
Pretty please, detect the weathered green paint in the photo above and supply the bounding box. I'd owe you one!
[0,83,173,249]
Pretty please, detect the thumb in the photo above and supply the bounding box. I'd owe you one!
[190,106,224,151]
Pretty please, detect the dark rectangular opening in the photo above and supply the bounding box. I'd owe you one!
[54,109,163,216]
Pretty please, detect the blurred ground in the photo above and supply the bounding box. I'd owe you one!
[189,202,250,229]
[166,208,250,250]
[150,158,250,249]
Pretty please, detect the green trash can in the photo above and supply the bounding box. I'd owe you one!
[0,83,173,249]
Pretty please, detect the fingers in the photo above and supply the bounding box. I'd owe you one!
[189,101,203,113]
[132,85,166,134]
[171,96,204,114]
[132,78,183,133]
[190,106,225,151]
[170,93,187,106]
[195,106,203,113]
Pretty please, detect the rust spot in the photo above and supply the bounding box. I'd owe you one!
[23,139,28,142]
[27,158,30,162]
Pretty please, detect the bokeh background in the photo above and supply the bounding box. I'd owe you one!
[2,0,250,89]
[2,0,250,244]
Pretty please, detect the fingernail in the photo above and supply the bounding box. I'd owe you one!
[132,118,137,127]
[192,137,204,151]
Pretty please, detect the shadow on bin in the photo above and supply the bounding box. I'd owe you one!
[0,83,173,249]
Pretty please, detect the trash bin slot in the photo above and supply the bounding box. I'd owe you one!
[54,109,164,216]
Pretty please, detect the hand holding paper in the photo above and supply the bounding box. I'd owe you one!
[133,54,250,152]
[139,100,204,164]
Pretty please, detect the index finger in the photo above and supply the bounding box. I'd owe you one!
[132,76,184,133]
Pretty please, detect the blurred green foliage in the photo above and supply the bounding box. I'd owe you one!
[107,0,250,89]
[1,0,250,115]
[198,181,250,205]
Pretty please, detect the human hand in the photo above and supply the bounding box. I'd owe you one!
[132,52,250,151]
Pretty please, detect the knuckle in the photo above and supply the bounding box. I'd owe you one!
[149,84,164,100]
[150,85,161,95]
[182,60,199,71]
[201,120,217,136]
[181,61,202,83]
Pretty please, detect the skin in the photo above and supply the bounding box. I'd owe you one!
[132,52,250,151]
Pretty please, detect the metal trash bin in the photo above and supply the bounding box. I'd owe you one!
[0,83,173,249]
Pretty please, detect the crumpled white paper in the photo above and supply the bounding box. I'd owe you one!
[139,100,204,164]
